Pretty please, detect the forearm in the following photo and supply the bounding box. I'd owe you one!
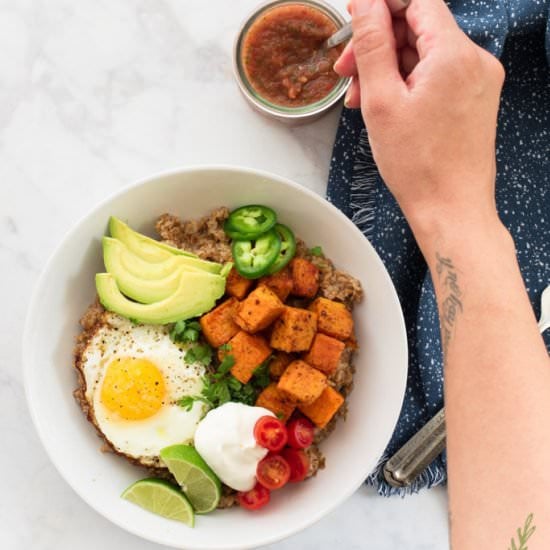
[414,213,550,549]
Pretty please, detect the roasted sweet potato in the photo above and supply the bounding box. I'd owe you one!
[290,258,319,298]
[303,333,345,375]
[269,352,292,379]
[234,286,285,333]
[277,359,327,404]
[309,297,353,341]
[225,267,254,300]
[270,306,317,352]
[256,383,296,422]
[220,330,271,384]
[299,386,344,428]
[258,268,294,302]
[199,298,240,348]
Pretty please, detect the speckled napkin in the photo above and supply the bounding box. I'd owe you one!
[327,0,550,495]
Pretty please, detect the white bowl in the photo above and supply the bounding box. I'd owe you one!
[23,165,407,550]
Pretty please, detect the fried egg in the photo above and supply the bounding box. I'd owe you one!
[80,313,205,467]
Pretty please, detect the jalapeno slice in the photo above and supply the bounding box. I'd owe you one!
[267,224,297,274]
[232,229,282,279]
[224,205,277,240]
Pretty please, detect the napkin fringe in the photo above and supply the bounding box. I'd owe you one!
[366,452,447,497]
[350,129,377,239]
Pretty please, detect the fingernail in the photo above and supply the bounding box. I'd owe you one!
[344,87,352,108]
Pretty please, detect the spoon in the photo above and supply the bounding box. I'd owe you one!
[324,21,353,50]
[383,283,550,488]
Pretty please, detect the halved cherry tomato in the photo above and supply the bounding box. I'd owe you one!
[281,447,310,482]
[254,416,288,452]
[237,482,271,510]
[286,417,315,449]
[256,454,291,490]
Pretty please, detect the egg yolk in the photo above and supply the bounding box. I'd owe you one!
[100,358,166,420]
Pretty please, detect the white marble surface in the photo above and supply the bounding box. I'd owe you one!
[0,1,449,548]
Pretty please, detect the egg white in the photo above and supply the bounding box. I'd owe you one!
[80,313,206,466]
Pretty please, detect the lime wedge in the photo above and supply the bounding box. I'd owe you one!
[121,478,194,526]
[160,444,221,514]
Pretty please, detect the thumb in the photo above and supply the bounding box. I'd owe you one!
[351,0,405,106]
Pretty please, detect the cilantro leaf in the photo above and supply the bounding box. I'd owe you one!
[185,343,213,366]
[252,358,272,389]
[309,246,324,257]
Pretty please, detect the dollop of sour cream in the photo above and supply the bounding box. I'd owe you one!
[194,402,274,491]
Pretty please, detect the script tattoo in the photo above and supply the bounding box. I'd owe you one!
[435,252,463,363]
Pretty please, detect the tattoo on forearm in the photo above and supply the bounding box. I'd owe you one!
[508,513,536,550]
[435,252,463,362]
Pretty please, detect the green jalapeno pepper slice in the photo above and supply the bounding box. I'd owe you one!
[267,224,297,274]
[224,205,277,240]
[231,229,282,279]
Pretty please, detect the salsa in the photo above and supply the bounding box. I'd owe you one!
[242,4,344,108]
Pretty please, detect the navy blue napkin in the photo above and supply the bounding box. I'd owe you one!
[327,0,550,495]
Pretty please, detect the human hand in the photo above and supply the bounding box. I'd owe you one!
[334,0,505,241]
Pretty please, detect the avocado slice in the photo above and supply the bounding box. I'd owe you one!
[96,272,226,324]
[103,237,223,279]
[109,217,199,263]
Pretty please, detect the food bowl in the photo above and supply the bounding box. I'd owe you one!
[23,165,407,549]
[233,0,351,124]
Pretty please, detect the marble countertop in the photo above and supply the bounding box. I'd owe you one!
[0,0,449,548]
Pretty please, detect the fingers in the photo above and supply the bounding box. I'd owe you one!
[399,45,419,74]
[335,14,409,77]
[405,0,460,59]
[351,0,405,104]
[349,0,410,15]
[344,78,362,109]
[334,42,356,76]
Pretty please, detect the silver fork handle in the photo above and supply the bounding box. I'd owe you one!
[383,407,447,487]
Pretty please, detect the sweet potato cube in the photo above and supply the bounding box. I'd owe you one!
[225,267,254,300]
[303,333,345,375]
[269,352,292,379]
[200,298,240,348]
[258,268,294,302]
[234,286,285,333]
[309,297,354,341]
[277,360,327,404]
[221,331,272,384]
[270,306,317,352]
[299,386,344,428]
[256,383,296,422]
[290,258,319,298]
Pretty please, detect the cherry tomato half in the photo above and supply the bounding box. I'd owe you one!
[256,454,291,490]
[286,417,315,449]
[237,482,271,510]
[254,416,288,452]
[281,447,310,482]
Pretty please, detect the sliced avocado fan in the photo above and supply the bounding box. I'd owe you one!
[96,217,232,323]
[96,272,226,324]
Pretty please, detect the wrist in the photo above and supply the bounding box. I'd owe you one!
[406,207,514,266]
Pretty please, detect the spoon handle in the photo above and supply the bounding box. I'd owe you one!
[325,22,352,49]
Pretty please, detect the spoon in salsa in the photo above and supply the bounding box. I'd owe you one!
[323,21,353,50]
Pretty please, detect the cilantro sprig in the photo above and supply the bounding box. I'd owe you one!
[179,354,272,412]
[309,245,324,257]
[170,319,202,344]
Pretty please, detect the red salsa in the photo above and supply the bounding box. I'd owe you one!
[242,4,344,108]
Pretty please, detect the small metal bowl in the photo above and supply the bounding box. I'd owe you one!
[233,0,351,125]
